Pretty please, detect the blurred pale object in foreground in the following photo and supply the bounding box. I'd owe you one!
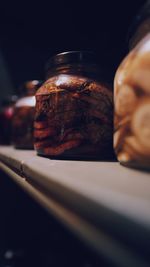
[114,34,150,170]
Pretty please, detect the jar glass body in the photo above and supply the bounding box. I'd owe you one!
[34,63,113,159]
[114,34,150,169]
[12,96,36,149]
[12,81,41,149]
[128,0,150,50]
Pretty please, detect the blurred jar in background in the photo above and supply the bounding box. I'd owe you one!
[12,80,42,149]
[34,51,113,160]
[0,95,17,145]
[114,0,150,170]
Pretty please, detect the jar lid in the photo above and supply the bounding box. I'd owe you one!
[45,51,98,72]
[128,0,150,49]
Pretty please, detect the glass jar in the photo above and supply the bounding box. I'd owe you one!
[128,0,150,50]
[12,80,42,149]
[0,96,17,145]
[114,2,150,170]
[34,51,113,160]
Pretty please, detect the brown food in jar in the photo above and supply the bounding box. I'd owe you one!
[12,80,41,149]
[115,84,138,117]
[12,103,35,149]
[35,74,113,159]
[131,98,150,149]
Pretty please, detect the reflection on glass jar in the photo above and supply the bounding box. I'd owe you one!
[12,80,42,149]
[34,51,113,160]
[114,34,150,169]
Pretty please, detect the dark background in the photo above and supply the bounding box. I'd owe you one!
[0,0,144,97]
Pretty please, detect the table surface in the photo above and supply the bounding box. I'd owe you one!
[0,146,150,267]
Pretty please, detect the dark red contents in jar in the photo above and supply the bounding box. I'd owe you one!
[12,80,42,149]
[34,74,113,160]
[12,105,35,149]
